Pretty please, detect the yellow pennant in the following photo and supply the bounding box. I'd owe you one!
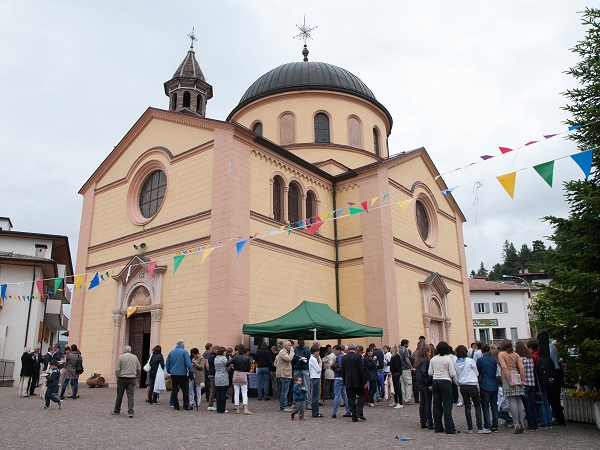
[126,306,138,318]
[74,274,84,292]
[279,225,286,231]
[398,199,412,211]
[370,197,379,207]
[496,172,517,199]
[322,213,329,219]
[201,248,215,264]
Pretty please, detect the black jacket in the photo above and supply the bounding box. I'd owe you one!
[20,353,34,377]
[363,355,378,381]
[149,353,165,377]
[341,351,366,388]
[45,368,60,389]
[389,353,402,375]
[415,359,433,387]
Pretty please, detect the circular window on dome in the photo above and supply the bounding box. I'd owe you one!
[415,201,429,240]
[139,170,167,218]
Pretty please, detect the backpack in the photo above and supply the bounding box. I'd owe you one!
[75,354,84,375]
[537,356,556,388]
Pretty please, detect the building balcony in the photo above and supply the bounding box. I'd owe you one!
[46,299,69,331]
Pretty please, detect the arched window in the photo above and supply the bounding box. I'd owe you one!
[253,122,263,136]
[183,91,191,108]
[171,94,177,110]
[373,128,380,156]
[273,177,283,221]
[280,113,295,144]
[306,191,316,223]
[196,95,202,113]
[288,183,300,224]
[314,113,330,143]
[348,117,361,148]
[415,200,429,241]
[139,170,167,219]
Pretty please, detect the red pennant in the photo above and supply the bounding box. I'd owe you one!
[499,147,512,154]
[147,261,156,280]
[360,200,369,213]
[301,221,325,235]
[525,141,538,146]
[35,280,45,299]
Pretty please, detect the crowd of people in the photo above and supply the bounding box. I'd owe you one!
[23,330,569,435]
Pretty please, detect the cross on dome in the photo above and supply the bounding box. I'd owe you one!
[294,16,317,61]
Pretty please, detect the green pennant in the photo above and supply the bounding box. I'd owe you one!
[287,223,292,235]
[173,254,185,274]
[533,161,554,187]
[53,277,63,294]
[383,193,389,201]
[349,206,365,215]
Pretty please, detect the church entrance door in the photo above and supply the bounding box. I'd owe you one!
[129,312,151,387]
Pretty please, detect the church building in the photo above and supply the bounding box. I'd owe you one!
[69,37,473,382]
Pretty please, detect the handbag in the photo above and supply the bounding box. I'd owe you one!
[143,355,152,372]
[154,364,166,394]
[75,354,84,375]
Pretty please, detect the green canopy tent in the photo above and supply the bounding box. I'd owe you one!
[242,300,383,340]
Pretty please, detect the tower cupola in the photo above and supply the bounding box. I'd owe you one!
[164,30,213,117]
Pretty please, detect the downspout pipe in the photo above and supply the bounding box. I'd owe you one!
[24,262,36,348]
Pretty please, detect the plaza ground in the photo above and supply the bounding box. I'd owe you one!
[0,385,597,449]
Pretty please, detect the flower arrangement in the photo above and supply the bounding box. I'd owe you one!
[87,372,101,380]
[569,389,600,401]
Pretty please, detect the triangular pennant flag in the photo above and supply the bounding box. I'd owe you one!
[336,208,344,216]
[441,187,457,195]
[360,200,369,213]
[147,261,156,279]
[499,146,513,154]
[543,134,558,139]
[370,197,379,207]
[496,172,517,199]
[398,199,412,210]
[100,275,105,281]
[321,212,329,219]
[480,155,494,160]
[383,193,389,201]
[0,284,6,300]
[349,206,365,215]
[201,248,214,264]
[533,161,554,187]
[36,280,45,298]
[279,225,286,231]
[52,277,63,295]
[570,150,593,180]
[525,141,538,146]
[347,202,355,206]
[236,240,249,258]
[315,215,322,222]
[301,221,325,235]
[88,272,100,290]
[296,221,304,228]
[568,125,581,131]
[287,223,292,235]
[74,275,84,292]
[173,255,185,274]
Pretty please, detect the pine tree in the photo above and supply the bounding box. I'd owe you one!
[518,244,532,271]
[531,8,600,390]
[476,261,489,277]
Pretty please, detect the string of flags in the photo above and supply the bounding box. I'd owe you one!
[0,124,596,301]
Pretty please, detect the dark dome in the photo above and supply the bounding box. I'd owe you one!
[227,61,392,126]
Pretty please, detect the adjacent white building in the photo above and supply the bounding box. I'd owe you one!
[0,217,73,384]
[468,277,537,345]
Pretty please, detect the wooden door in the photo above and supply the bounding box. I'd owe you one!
[128,313,151,386]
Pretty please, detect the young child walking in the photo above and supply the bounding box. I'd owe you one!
[290,376,307,421]
[43,360,63,410]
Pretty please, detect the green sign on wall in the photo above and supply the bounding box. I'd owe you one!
[473,318,498,327]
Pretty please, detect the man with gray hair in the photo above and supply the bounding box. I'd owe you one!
[112,345,141,418]
[165,339,194,411]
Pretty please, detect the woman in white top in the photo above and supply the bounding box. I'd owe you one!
[428,341,459,434]
[308,343,323,417]
[453,345,490,434]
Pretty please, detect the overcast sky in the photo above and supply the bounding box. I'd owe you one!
[0,1,591,277]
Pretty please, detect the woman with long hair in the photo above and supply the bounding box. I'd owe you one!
[147,345,164,404]
[389,344,403,409]
[214,347,229,413]
[364,347,378,407]
[228,344,252,414]
[414,342,433,429]
[515,341,538,431]
[429,341,458,434]
[498,339,526,434]
[60,344,82,400]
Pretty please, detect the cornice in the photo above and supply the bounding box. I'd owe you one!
[283,142,382,165]
[250,238,335,267]
[394,258,463,287]
[393,237,461,271]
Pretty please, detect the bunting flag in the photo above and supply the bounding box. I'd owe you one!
[533,161,554,187]
[100,275,105,281]
[53,278,63,295]
[321,212,330,219]
[301,221,325,235]
[570,149,593,180]
[201,248,214,264]
[126,306,138,318]
[544,134,558,139]
[279,225,286,231]
[480,155,494,160]
[287,223,292,235]
[349,206,365,215]
[496,172,517,199]
[296,221,304,229]
[361,200,369,213]
[147,261,156,279]
[1,284,6,300]
[398,199,412,210]
[383,193,389,201]
[370,197,379,207]
[441,187,457,195]
[499,147,513,154]
[173,255,185,274]
[236,239,249,258]
[74,275,84,292]
[525,141,538,146]
[568,125,581,131]
[88,272,100,290]
[36,280,45,298]
[336,208,345,216]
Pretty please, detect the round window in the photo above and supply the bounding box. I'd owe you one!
[415,200,429,241]
[139,170,167,218]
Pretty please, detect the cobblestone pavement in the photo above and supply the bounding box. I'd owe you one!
[0,386,597,449]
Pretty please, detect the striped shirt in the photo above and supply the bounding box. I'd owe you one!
[521,357,535,386]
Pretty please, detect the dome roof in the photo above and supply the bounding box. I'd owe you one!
[227,61,392,126]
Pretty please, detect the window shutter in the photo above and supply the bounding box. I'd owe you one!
[503,302,508,313]
[485,303,490,313]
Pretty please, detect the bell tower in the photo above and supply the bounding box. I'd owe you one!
[164,29,213,117]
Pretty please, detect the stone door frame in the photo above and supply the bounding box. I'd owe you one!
[419,272,452,345]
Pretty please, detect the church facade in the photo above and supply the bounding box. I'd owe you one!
[69,42,473,382]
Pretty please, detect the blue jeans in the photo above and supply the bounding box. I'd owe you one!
[538,388,553,428]
[332,378,350,416]
[498,410,513,423]
[256,367,270,399]
[480,388,498,429]
[522,385,539,429]
[279,378,291,410]
[294,369,310,402]
[60,379,78,398]
[311,378,320,416]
